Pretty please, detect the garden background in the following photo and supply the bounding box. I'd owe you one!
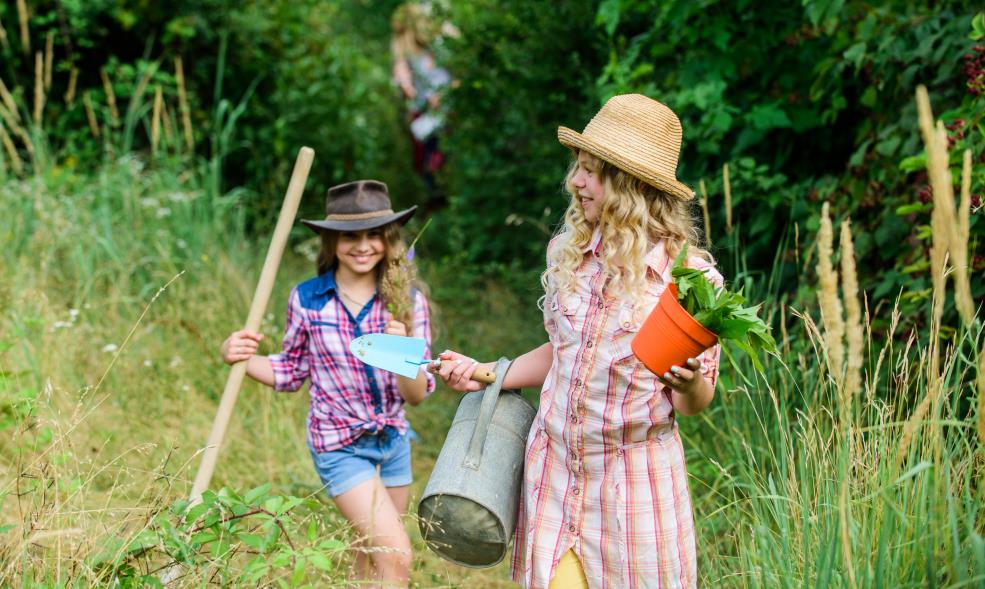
[1,0,984,587]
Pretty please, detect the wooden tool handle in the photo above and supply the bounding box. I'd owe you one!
[472,369,497,384]
[189,146,314,505]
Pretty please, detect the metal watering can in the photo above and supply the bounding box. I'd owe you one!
[417,358,536,568]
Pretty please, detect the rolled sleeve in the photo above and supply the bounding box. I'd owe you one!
[268,287,310,392]
[411,289,437,396]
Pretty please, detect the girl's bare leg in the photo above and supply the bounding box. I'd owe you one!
[334,477,412,588]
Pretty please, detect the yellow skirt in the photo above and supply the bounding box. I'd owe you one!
[548,549,589,588]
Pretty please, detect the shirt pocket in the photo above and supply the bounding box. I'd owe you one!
[549,291,584,345]
[611,293,658,363]
[307,319,340,365]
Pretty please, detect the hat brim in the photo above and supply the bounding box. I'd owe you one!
[557,127,694,200]
[301,206,417,234]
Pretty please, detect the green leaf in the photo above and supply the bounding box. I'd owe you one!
[745,103,792,130]
[843,42,867,68]
[971,12,984,40]
[309,552,334,572]
[264,496,284,515]
[899,153,927,172]
[318,538,346,551]
[245,483,272,505]
[596,0,621,37]
[239,533,266,551]
[895,202,931,216]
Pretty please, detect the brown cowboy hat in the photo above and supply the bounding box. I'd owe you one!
[301,180,417,233]
[557,94,694,200]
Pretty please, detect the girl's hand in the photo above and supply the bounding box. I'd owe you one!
[428,350,490,393]
[385,320,408,337]
[221,330,263,365]
[657,357,705,395]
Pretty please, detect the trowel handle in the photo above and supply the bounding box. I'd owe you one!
[472,369,497,384]
[430,360,497,384]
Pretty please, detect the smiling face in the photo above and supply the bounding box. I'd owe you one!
[335,228,386,278]
[570,151,607,224]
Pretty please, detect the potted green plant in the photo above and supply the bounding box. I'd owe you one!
[631,243,777,377]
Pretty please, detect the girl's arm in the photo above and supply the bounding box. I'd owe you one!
[221,330,275,387]
[432,342,554,392]
[396,372,429,406]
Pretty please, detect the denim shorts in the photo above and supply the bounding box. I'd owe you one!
[309,427,413,498]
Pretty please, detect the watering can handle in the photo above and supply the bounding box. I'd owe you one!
[463,357,513,470]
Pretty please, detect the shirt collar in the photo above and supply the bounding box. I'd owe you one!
[580,226,603,255]
[312,270,338,296]
[644,240,671,276]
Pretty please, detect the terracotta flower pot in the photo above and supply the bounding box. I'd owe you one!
[631,283,718,377]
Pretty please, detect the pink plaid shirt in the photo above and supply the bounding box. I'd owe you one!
[269,271,436,453]
[512,231,721,589]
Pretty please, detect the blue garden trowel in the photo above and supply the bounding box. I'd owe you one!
[349,334,497,383]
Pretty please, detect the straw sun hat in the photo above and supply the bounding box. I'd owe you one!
[558,94,694,200]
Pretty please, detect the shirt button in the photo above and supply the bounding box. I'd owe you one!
[574,378,582,387]
[622,321,632,329]
[570,414,578,424]
[596,300,603,309]
[586,341,593,348]
[572,487,580,496]
[568,524,576,533]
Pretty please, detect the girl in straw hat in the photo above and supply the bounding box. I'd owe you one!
[221,180,435,587]
[431,94,721,588]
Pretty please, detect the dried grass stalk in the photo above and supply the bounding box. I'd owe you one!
[161,98,174,143]
[100,69,119,127]
[839,476,857,589]
[16,0,29,55]
[83,92,100,138]
[0,77,21,123]
[151,85,162,156]
[698,178,712,246]
[916,86,954,337]
[43,30,53,90]
[978,345,985,446]
[817,202,845,383]
[0,122,24,176]
[840,219,863,397]
[64,68,78,105]
[0,103,33,157]
[723,163,733,234]
[780,301,789,356]
[175,56,193,151]
[32,51,44,126]
[0,13,9,51]
[953,150,974,323]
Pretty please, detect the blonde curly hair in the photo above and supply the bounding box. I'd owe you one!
[541,151,713,304]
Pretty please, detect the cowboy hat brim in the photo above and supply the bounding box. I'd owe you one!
[558,126,694,201]
[301,206,417,234]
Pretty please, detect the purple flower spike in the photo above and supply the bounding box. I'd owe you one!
[406,246,415,261]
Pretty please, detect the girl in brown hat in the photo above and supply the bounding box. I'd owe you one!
[221,180,434,587]
[431,95,721,588]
